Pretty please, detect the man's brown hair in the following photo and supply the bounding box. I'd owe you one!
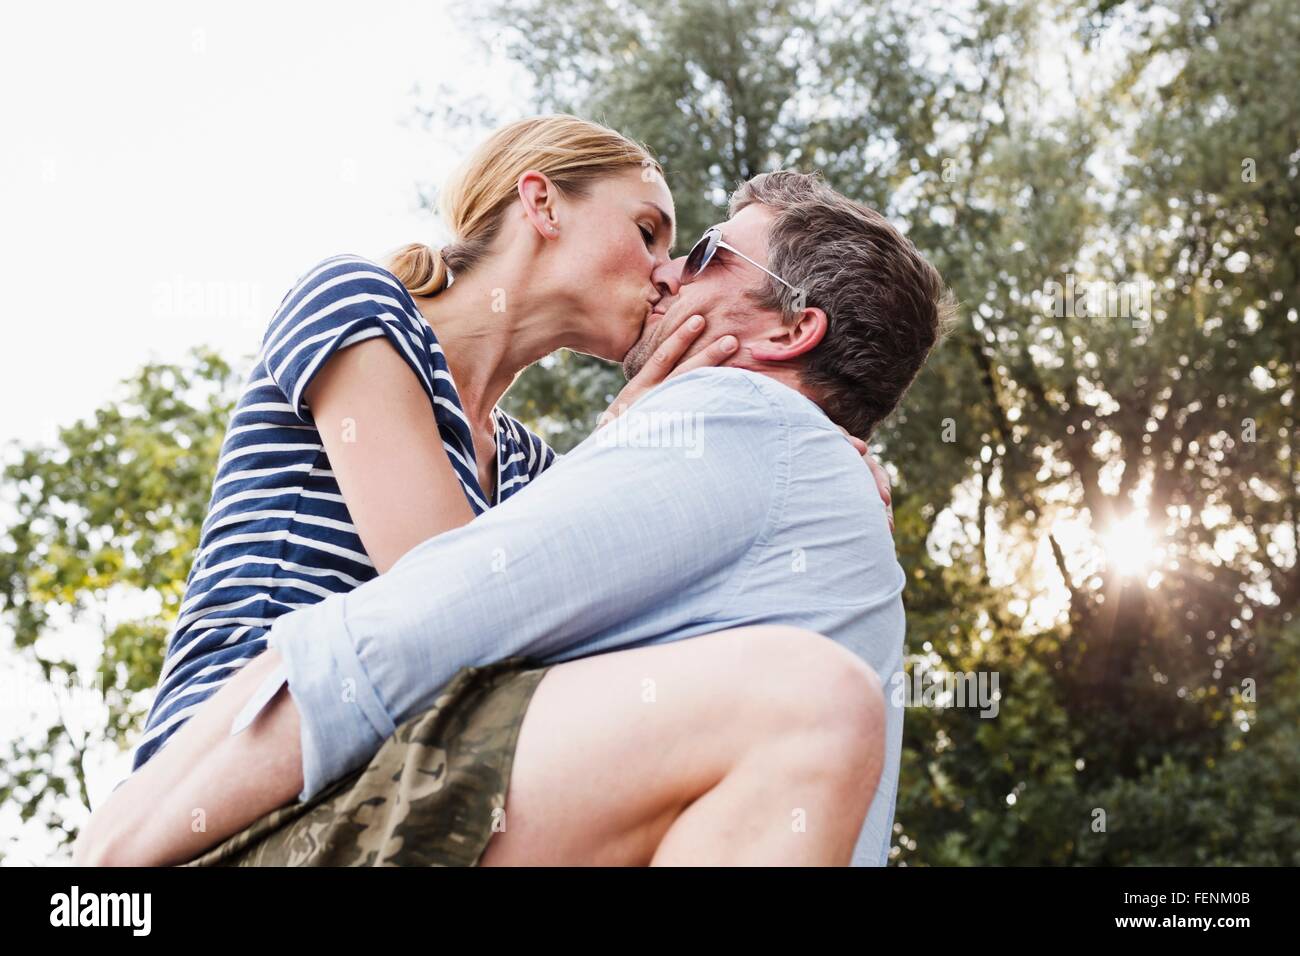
[729,170,957,438]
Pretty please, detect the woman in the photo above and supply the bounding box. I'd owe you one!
[125,115,721,777]
[76,114,890,866]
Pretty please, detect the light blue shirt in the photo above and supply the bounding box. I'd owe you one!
[237,365,907,866]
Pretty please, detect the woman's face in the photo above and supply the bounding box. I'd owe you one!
[547,166,677,362]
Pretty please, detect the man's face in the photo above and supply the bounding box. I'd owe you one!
[622,203,780,380]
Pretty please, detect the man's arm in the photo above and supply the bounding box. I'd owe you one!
[361,369,779,705]
[267,366,791,799]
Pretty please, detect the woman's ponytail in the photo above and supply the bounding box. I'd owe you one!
[388,241,451,296]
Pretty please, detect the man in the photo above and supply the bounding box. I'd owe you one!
[77,169,954,867]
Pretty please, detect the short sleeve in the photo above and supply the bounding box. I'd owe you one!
[525,426,560,478]
[496,410,562,480]
[261,255,438,424]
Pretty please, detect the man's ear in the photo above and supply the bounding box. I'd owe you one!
[749,307,828,363]
[516,170,559,239]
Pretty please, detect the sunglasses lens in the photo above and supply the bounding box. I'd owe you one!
[683,231,715,281]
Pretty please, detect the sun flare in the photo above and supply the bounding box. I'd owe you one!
[1099,512,1162,578]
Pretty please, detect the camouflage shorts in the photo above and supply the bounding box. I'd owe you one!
[180,656,551,867]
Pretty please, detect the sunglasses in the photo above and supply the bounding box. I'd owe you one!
[682,227,804,304]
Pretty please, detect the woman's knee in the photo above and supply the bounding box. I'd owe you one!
[732,625,885,762]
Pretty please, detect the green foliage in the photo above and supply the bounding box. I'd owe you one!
[468,0,1300,863]
[504,350,626,453]
[0,348,239,856]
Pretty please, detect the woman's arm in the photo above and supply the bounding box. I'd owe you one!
[302,337,475,574]
[70,337,471,866]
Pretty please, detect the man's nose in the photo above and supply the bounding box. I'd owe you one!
[651,254,687,298]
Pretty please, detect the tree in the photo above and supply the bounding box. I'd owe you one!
[460,0,1300,862]
[0,349,238,859]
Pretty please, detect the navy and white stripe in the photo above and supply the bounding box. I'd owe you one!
[130,254,557,772]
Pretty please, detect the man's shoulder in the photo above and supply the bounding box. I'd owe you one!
[641,367,834,429]
[637,367,791,412]
[639,366,766,404]
[581,368,784,473]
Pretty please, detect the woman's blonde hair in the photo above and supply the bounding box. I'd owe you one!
[389,114,662,296]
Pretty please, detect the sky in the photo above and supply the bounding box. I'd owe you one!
[0,0,529,865]
[0,0,528,450]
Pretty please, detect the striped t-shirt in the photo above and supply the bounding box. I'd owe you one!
[130,254,558,773]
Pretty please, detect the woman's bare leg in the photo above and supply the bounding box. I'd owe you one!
[73,646,304,866]
[479,625,884,866]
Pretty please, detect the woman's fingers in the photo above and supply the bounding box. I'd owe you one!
[599,314,720,428]
[637,313,708,386]
[621,312,739,396]
[664,331,739,379]
[861,451,894,534]
[864,452,892,506]
[835,423,869,456]
[832,424,893,534]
